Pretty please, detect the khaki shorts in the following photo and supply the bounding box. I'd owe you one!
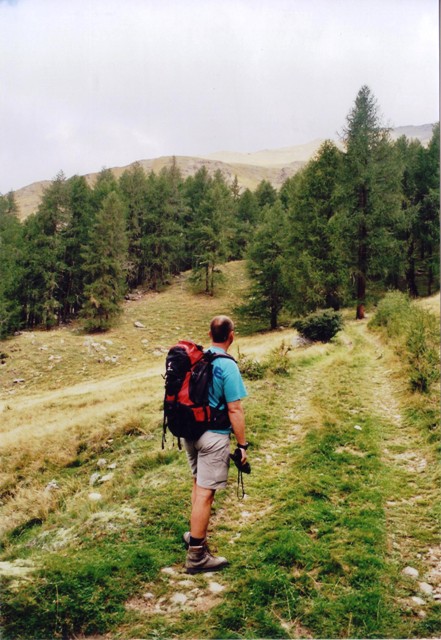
[184,431,231,490]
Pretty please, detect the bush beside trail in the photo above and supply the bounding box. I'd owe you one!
[293,309,344,343]
[369,291,439,393]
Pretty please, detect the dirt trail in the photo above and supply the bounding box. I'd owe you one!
[0,364,164,448]
[4,320,439,635]
[0,365,162,413]
[347,324,441,604]
[129,323,436,637]
[0,331,297,446]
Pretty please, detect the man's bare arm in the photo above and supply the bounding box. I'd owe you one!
[227,399,247,462]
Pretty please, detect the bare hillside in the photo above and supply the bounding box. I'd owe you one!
[12,124,436,221]
[13,155,306,221]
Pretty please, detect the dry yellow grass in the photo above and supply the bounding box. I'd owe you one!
[0,261,297,465]
[415,291,440,316]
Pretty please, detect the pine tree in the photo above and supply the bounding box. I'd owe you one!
[395,136,425,296]
[337,86,402,318]
[286,140,346,313]
[242,201,290,329]
[59,175,94,320]
[81,191,128,331]
[119,163,148,288]
[188,172,233,295]
[182,167,212,269]
[19,172,69,328]
[418,123,440,294]
[279,173,302,210]
[254,179,278,209]
[92,168,118,211]
[140,167,186,290]
[231,188,260,259]
[0,192,23,337]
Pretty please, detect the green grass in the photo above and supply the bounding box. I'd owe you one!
[1,266,440,639]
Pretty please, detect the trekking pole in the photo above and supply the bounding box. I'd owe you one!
[230,447,251,500]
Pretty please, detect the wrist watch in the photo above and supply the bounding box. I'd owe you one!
[237,442,249,450]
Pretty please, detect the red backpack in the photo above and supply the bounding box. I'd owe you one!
[162,340,234,447]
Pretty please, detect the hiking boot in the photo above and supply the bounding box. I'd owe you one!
[182,531,207,549]
[183,531,191,548]
[185,545,228,574]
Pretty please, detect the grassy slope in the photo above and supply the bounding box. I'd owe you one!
[0,264,440,639]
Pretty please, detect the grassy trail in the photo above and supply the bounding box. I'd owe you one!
[1,267,439,639]
[117,320,440,639]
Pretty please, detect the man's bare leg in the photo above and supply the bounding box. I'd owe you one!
[190,483,215,540]
[186,482,227,573]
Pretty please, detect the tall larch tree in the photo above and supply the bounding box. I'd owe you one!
[243,200,290,329]
[81,191,128,331]
[188,171,233,296]
[337,86,402,318]
[286,140,345,313]
[0,192,23,337]
[417,122,440,294]
[232,188,259,259]
[59,175,94,320]
[140,165,186,290]
[19,172,69,328]
[119,162,148,288]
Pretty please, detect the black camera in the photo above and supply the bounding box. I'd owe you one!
[230,447,251,474]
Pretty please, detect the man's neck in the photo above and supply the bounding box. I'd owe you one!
[211,342,229,352]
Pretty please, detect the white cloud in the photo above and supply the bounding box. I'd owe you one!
[0,0,438,192]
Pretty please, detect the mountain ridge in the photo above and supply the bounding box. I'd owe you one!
[11,124,435,221]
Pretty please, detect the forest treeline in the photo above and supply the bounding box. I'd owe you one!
[0,86,439,337]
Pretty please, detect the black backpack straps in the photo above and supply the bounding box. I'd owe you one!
[208,352,237,408]
[209,352,236,363]
[205,352,236,373]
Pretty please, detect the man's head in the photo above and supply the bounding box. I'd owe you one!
[210,315,234,346]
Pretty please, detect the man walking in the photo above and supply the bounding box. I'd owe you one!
[183,315,248,574]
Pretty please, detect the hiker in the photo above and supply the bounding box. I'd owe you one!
[183,315,249,574]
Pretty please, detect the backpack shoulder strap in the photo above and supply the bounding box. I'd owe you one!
[204,351,237,364]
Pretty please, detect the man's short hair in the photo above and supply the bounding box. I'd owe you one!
[210,315,234,343]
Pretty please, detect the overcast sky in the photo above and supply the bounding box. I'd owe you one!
[0,0,438,193]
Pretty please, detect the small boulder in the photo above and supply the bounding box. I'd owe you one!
[419,582,434,596]
[170,592,187,605]
[98,473,114,484]
[88,492,102,501]
[45,480,60,492]
[402,566,419,579]
[89,472,101,486]
[208,581,225,594]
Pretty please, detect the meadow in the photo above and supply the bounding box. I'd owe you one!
[0,261,439,639]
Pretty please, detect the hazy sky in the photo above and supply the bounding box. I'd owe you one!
[0,0,438,193]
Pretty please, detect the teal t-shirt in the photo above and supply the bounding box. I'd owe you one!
[207,346,247,434]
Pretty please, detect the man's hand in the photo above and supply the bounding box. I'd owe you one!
[230,447,251,474]
[238,445,248,464]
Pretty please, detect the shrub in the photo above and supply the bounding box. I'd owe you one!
[236,349,266,380]
[370,291,440,394]
[369,291,412,337]
[293,310,344,343]
[265,341,291,376]
[406,308,439,393]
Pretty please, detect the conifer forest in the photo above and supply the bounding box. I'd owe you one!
[0,87,439,337]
